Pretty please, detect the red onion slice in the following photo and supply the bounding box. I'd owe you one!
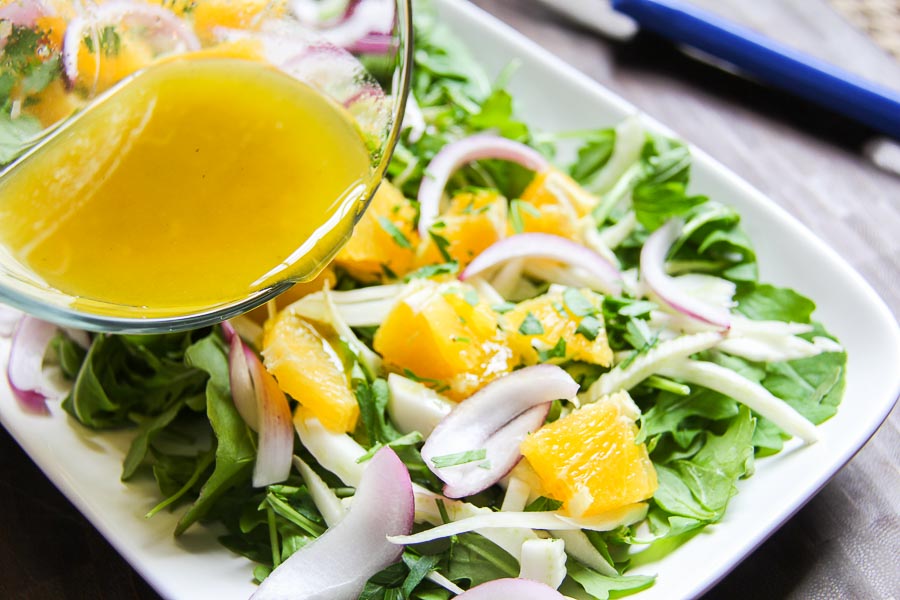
[460,233,623,296]
[640,219,731,329]
[0,0,53,27]
[62,1,200,86]
[455,578,566,599]
[421,365,578,498]
[313,0,395,49]
[252,447,414,600]
[247,352,293,487]
[6,317,58,415]
[0,305,23,337]
[418,135,550,237]
[228,334,259,431]
[225,322,291,486]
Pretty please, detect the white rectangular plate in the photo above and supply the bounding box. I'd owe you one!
[1,1,898,599]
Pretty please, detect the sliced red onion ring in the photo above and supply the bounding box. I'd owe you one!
[227,332,259,431]
[312,0,394,50]
[0,0,53,27]
[455,578,566,600]
[6,317,58,414]
[252,447,414,600]
[225,322,291,487]
[62,1,200,86]
[421,365,578,498]
[0,305,23,337]
[346,31,394,54]
[460,233,623,296]
[248,351,293,487]
[418,135,550,237]
[640,219,731,330]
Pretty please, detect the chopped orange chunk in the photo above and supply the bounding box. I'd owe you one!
[335,181,419,282]
[513,168,598,239]
[262,309,357,432]
[373,280,515,400]
[417,189,507,268]
[521,391,658,517]
[503,288,613,367]
[246,267,336,325]
[189,0,285,39]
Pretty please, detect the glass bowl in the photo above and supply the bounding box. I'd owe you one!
[0,0,413,332]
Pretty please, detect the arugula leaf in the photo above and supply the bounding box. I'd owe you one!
[50,331,87,379]
[447,533,518,587]
[570,128,616,184]
[122,399,192,480]
[653,407,755,522]
[62,332,208,429]
[356,378,403,446]
[762,350,846,425]
[735,282,816,323]
[564,560,655,600]
[469,89,528,140]
[524,496,563,512]
[632,181,706,231]
[639,389,739,443]
[175,336,256,535]
[0,113,42,164]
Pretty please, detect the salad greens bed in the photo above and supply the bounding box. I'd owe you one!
[51,8,846,600]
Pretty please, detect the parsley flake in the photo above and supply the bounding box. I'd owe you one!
[377,216,412,249]
[563,288,597,317]
[519,312,544,335]
[431,449,487,468]
[576,315,602,341]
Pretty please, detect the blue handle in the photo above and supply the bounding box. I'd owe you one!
[612,0,900,141]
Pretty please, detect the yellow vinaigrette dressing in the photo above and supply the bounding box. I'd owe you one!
[0,57,374,316]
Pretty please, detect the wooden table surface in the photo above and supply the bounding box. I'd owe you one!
[2,1,898,598]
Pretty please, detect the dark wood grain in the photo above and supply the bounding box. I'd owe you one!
[1,1,898,599]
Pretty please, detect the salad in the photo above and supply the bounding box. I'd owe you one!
[2,2,847,599]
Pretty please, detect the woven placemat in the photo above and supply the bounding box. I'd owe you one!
[830,0,900,60]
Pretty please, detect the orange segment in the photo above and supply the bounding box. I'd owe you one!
[75,30,155,94]
[504,289,613,367]
[189,0,285,40]
[513,168,599,239]
[417,189,507,268]
[246,266,336,325]
[262,309,357,432]
[335,181,419,282]
[373,280,515,400]
[521,391,657,517]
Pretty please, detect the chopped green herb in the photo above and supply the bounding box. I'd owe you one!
[492,301,517,314]
[563,288,597,317]
[404,261,459,280]
[377,216,412,249]
[428,229,453,262]
[536,337,567,362]
[509,198,540,234]
[518,312,544,335]
[576,315,602,341]
[430,449,487,468]
[463,289,480,306]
